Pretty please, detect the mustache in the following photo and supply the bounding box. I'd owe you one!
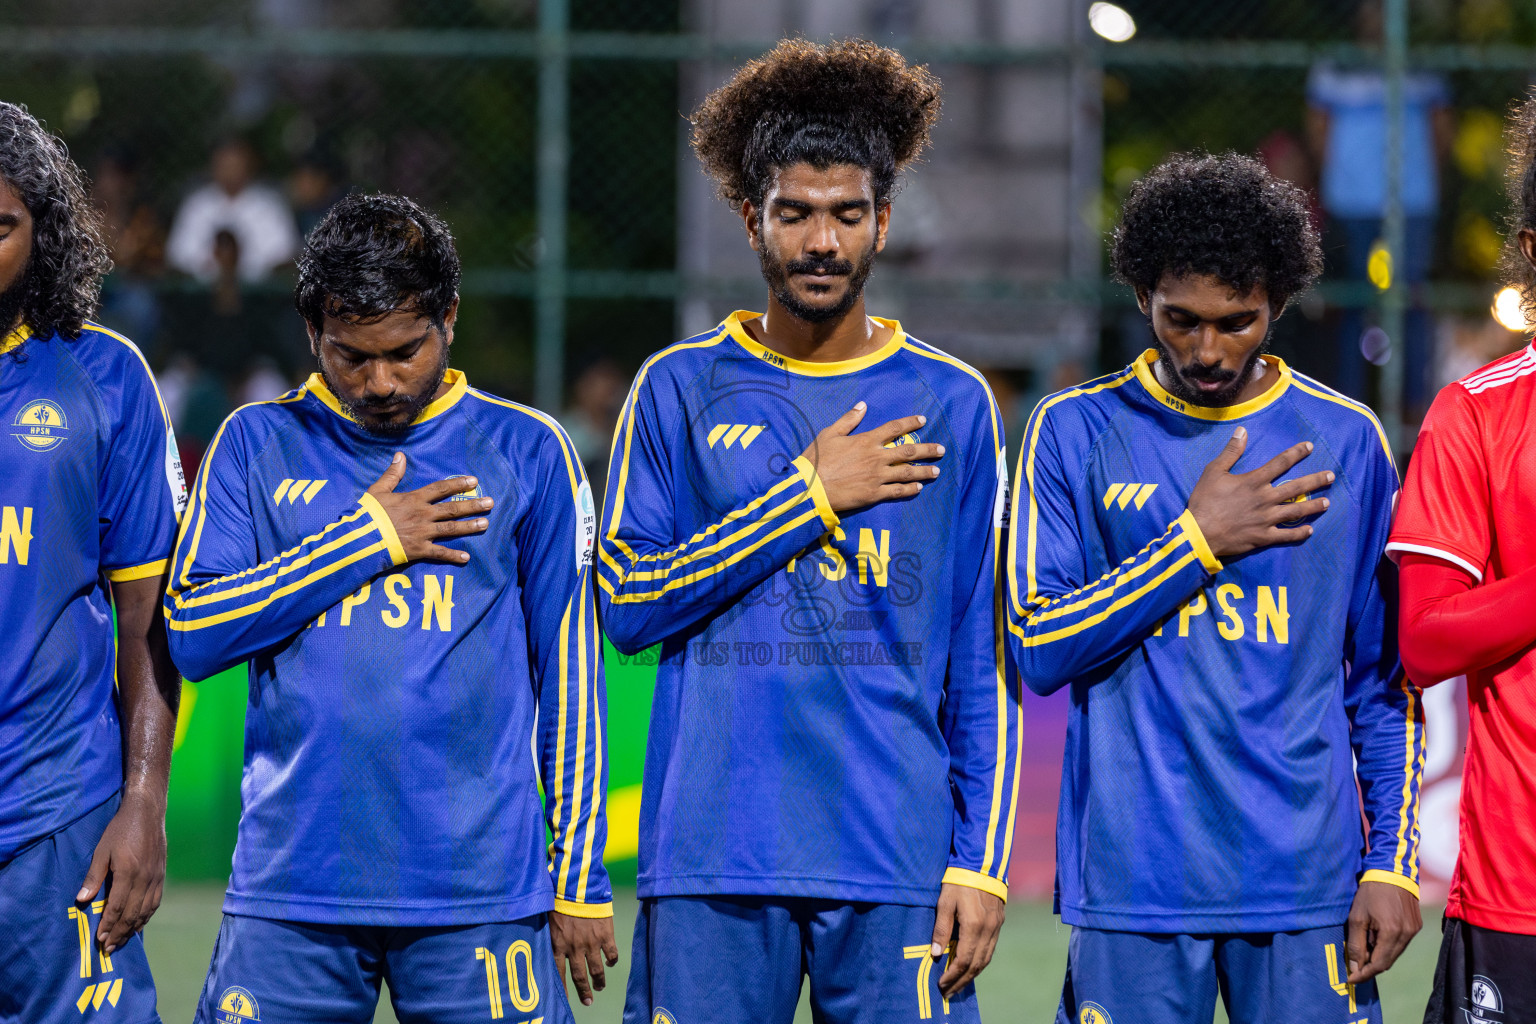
[786,257,854,277]
[1177,361,1239,383]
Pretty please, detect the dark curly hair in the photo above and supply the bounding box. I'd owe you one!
[295,192,460,336]
[0,102,111,341]
[1111,152,1322,311]
[1502,89,1536,319]
[690,38,941,212]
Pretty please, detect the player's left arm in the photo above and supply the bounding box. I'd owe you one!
[517,423,618,1007]
[1341,432,1425,984]
[931,387,1015,998]
[82,342,187,954]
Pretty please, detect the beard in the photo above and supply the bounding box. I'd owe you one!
[1151,329,1269,408]
[321,342,450,436]
[757,244,877,325]
[0,253,34,340]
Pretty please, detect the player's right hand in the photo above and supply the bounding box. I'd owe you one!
[800,403,945,512]
[1186,427,1334,560]
[366,452,493,564]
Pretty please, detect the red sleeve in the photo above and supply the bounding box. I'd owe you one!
[1399,554,1536,685]
[1387,383,1490,581]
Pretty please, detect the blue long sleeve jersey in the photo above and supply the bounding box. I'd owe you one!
[598,312,1019,906]
[1009,351,1424,933]
[0,323,185,860]
[164,369,610,925]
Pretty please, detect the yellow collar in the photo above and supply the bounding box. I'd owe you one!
[306,367,469,426]
[0,323,31,355]
[1133,349,1292,421]
[724,310,906,376]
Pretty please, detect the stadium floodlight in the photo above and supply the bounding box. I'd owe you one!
[1089,2,1137,43]
[1493,285,1529,332]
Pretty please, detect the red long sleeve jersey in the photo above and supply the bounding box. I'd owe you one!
[1388,342,1536,935]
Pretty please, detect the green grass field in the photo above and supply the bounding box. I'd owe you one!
[145,883,1443,1023]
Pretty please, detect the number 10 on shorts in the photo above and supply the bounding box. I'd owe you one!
[475,941,542,1021]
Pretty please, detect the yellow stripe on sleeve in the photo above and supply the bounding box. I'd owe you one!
[359,492,407,565]
[943,867,1009,902]
[552,898,614,919]
[167,541,390,631]
[1008,549,1200,648]
[1360,869,1420,899]
[106,559,169,583]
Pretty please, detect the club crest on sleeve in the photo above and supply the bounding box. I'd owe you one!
[216,986,260,1022]
[1079,1002,1113,1024]
[576,479,595,567]
[11,398,69,451]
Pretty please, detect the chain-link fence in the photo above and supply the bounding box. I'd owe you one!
[3,0,1534,480]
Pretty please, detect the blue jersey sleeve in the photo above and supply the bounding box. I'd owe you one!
[1006,398,1222,695]
[936,388,1019,902]
[98,339,186,582]
[1343,431,1425,896]
[516,419,612,917]
[163,415,407,681]
[597,363,840,653]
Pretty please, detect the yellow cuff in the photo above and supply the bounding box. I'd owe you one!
[105,558,170,583]
[358,493,408,566]
[1176,510,1224,574]
[942,867,1009,903]
[792,455,840,531]
[552,898,614,919]
[1360,869,1420,899]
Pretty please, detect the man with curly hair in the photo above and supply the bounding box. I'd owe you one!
[1007,152,1423,1024]
[1390,91,1536,1023]
[0,102,185,1022]
[598,39,1017,1024]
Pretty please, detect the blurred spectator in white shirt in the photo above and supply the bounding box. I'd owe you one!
[167,138,299,282]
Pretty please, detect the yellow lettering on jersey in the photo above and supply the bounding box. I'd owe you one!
[818,527,848,582]
[381,574,413,627]
[1256,586,1289,644]
[1216,584,1245,641]
[340,583,372,626]
[856,529,890,587]
[0,505,33,564]
[422,575,454,631]
[1177,591,1207,637]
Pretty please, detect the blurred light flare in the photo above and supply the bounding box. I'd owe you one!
[1089,3,1137,43]
[1493,286,1529,332]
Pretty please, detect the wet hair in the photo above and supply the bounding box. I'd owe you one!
[294,193,460,336]
[690,38,941,212]
[1111,152,1322,311]
[1504,89,1536,318]
[0,102,111,340]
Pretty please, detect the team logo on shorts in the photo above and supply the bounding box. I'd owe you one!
[1079,1002,1113,1024]
[653,1009,678,1024]
[1467,975,1503,1022]
[11,399,69,451]
[216,986,260,1022]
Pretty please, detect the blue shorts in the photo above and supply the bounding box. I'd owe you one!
[1055,923,1382,1024]
[194,911,574,1024]
[0,794,160,1024]
[622,896,981,1024]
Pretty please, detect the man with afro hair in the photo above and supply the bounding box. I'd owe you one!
[0,102,184,1022]
[598,39,1018,1024]
[1006,152,1423,1024]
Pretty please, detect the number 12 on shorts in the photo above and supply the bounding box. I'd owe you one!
[475,941,542,1022]
[904,943,953,1020]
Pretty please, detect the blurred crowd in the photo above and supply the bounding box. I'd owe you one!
[94,137,344,480]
